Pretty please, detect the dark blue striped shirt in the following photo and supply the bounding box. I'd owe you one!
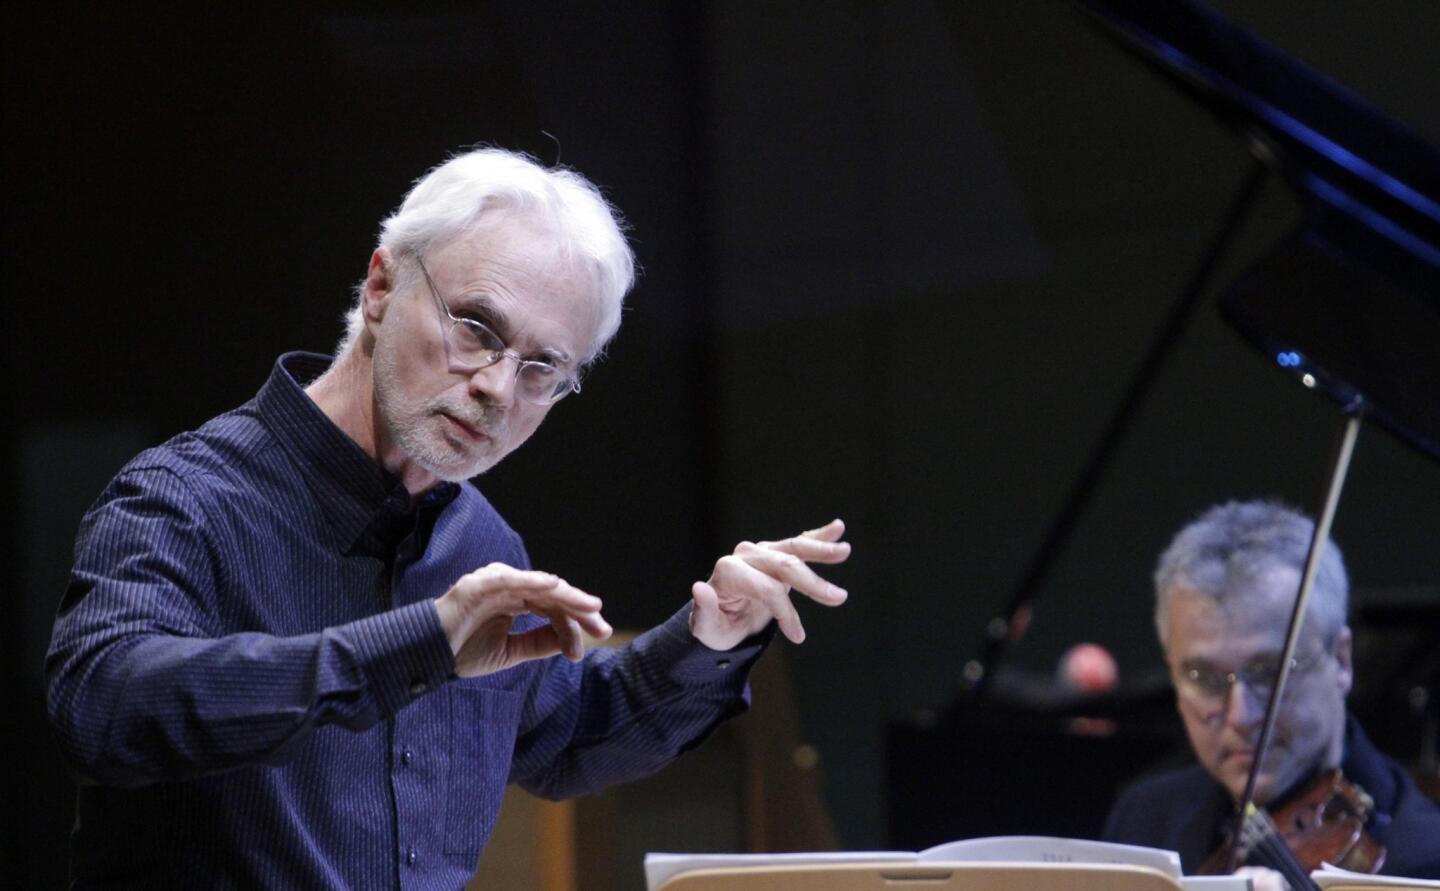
[46,352,762,890]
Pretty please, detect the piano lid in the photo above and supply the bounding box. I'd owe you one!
[1080,0,1440,463]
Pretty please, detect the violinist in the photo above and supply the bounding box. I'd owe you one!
[1102,500,1440,887]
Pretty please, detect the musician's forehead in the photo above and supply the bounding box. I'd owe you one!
[1164,567,1315,662]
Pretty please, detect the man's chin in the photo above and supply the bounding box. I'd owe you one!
[417,432,506,480]
[429,457,499,482]
[1221,770,1286,807]
[1217,761,1264,803]
[439,447,509,481]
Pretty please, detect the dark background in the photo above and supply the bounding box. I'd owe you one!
[6,1,1439,887]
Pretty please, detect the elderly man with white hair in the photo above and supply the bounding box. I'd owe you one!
[46,147,850,888]
[1103,500,1440,886]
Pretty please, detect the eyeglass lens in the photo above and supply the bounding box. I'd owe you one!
[448,321,565,403]
[421,257,575,405]
[1183,658,1296,699]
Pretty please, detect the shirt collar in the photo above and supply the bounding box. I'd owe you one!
[255,351,459,554]
[1340,713,1398,825]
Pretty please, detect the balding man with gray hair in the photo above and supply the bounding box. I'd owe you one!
[1103,500,1440,884]
[46,147,851,888]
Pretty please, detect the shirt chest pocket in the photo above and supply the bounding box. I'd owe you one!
[444,685,523,856]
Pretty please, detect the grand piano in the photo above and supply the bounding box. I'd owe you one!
[888,0,1440,851]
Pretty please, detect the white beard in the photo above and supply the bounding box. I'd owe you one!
[372,340,511,482]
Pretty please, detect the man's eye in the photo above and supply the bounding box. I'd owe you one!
[524,362,560,378]
[1246,663,1279,682]
[457,320,502,347]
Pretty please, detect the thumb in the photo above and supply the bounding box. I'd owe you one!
[505,624,567,665]
[691,580,719,615]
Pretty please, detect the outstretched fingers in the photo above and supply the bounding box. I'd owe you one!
[757,519,850,566]
[524,577,612,644]
[736,541,848,607]
[458,567,606,627]
[730,554,811,642]
[442,564,612,669]
[455,564,565,607]
[803,517,847,543]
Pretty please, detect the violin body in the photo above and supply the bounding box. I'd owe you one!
[1200,769,1386,885]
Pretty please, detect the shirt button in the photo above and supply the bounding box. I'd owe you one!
[401,748,413,766]
[406,847,417,867]
[409,680,428,696]
[716,659,731,669]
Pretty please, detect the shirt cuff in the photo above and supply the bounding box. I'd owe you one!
[345,600,455,717]
[638,603,775,686]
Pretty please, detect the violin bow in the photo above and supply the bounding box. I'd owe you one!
[1224,410,1363,874]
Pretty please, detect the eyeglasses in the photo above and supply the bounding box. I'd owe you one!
[1174,651,1326,704]
[417,257,581,406]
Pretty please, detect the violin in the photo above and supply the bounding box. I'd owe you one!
[1199,769,1386,890]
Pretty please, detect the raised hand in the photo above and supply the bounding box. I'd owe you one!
[689,519,851,651]
[433,563,612,677]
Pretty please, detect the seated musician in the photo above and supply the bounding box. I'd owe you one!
[1102,500,1440,886]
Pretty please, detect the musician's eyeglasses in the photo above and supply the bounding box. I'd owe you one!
[1174,652,1326,704]
[417,257,581,406]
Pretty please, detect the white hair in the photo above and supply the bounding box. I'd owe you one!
[1153,500,1349,648]
[338,147,635,365]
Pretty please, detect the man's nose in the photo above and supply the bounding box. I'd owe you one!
[467,355,519,408]
[1222,678,1267,728]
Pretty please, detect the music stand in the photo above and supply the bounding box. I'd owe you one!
[654,861,1185,891]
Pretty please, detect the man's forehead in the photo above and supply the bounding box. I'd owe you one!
[431,224,577,286]
[427,225,602,356]
[1168,589,1277,644]
[1165,583,1324,661]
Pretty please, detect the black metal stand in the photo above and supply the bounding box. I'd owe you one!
[965,158,1271,694]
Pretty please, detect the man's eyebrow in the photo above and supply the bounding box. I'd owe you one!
[1180,652,1282,668]
[454,293,511,335]
[455,293,574,365]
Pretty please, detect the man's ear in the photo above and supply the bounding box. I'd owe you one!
[361,248,396,331]
[1333,625,1354,697]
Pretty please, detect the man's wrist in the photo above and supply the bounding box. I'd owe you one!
[432,594,464,657]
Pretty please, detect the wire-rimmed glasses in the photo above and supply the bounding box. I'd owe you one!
[416,257,581,406]
[1173,651,1326,707]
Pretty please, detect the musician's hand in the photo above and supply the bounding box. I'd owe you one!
[434,563,612,677]
[689,519,850,651]
[1235,866,1289,891]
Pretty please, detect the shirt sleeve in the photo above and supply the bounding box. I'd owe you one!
[508,602,773,800]
[45,465,456,788]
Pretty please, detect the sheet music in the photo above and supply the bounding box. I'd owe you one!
[917,835,1181,876]
[644,851,916,890]
[1312,862,1440,888]
[645,836,1249,890]
[1183,880,1252,891]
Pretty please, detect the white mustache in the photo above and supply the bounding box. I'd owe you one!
[433,398,505,439]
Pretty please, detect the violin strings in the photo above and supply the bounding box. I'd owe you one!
[1245,808,1317,890]
[1254,834,1314,889]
